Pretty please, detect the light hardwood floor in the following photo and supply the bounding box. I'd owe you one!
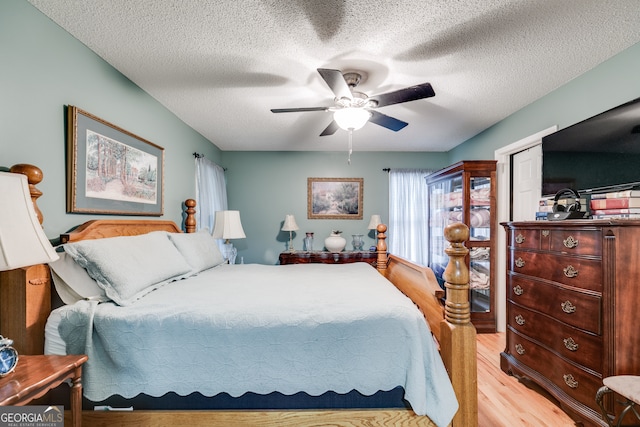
[478,332,579,426]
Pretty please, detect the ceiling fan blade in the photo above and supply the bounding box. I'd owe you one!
[317,68,352,100]
[368,110,408,132]
[271,107,328,113]
[319,120,340,136]
[370,82,435,108]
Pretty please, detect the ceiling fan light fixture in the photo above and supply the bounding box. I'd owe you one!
[333,108,371,131]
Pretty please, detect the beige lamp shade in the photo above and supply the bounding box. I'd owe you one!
[281,214,299,231]
[212,210,246,241]
[0,172,58,270]
[367,214,382,230]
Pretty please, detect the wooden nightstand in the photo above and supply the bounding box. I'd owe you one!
[0,354,88,427]
[279,251,378,266]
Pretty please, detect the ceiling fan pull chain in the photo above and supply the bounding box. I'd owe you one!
[348,129,353,164]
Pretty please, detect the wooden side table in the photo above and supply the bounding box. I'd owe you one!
[0,354,88,427]
[279,251,378,266]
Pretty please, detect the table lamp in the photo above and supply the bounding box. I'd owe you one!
[281,214,299,252]
[0,171,59,376]
[212,210,246,264]
[367,214,382,245]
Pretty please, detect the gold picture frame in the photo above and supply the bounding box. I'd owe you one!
[307,177,363,219]
[66,106,164,215]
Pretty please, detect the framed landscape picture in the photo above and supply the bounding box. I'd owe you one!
[66,106,164,215]
[307,177,363,219]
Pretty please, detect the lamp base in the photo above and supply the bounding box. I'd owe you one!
[223,242,237,264]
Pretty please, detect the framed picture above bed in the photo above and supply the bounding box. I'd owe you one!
[66,106,164,215]
[307,177,363,219]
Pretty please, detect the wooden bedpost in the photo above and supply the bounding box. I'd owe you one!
[0,164,51,355]
[441,222,478,427]
[184,199,196,233]
[375,223,388,272]
[10,164,45,225]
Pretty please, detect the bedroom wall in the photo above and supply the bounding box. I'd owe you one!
[1,0,222,238]
[448,41,640,162]
[221,151,447,264]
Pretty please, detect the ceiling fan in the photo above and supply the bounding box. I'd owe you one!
[271,68,436,136]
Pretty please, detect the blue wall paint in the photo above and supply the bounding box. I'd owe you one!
[221,151,447,264]
[1,1,222,237]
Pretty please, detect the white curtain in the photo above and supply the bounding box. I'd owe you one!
[195,156,227,234]
[388,169,432,266]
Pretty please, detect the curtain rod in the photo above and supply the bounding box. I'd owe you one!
[383,168,390,172]
[193,152,228,170]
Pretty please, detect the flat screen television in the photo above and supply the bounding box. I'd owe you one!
[541,96,640,197]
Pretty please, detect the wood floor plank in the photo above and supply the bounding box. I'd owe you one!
[478,332,578,426]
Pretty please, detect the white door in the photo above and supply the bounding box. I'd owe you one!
[512,145,542,221]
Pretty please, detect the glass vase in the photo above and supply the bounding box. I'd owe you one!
[352,234,364,251]
[304,232,314,251]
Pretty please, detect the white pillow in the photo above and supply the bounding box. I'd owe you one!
[168,230,225,274]
[63,231,192,306]
[48,251,109,305]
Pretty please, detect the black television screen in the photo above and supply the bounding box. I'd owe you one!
[541,97,640,197]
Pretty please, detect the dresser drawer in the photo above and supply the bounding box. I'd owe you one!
[510,229,543,250]
[509,250,602,292]
[507,303,602,372]
[549,229,601,256]
[507,275,601,334]
[507,330,602,413]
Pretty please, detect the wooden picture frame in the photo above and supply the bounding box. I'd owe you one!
[307,178,363,219]
[66,106,164,215]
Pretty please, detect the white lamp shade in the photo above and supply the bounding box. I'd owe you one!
[367,214,382,230]
[212,210,246,240]
[281,214,299,231]
[0,172,58,270]
[333,108,371,131]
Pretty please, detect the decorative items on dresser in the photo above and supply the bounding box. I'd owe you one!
[501,220,640,426]
[426,160,497,333]
[279,251,378,267]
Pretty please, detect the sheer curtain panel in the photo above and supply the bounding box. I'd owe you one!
[195,157,227,234]
[388,169,432,266]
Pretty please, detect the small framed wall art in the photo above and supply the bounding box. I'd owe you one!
[307,177,363,219]
[66,106,164,215]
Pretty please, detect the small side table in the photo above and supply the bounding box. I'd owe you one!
[0,354,88,427]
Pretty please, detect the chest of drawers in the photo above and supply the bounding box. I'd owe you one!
[501,221,640,426]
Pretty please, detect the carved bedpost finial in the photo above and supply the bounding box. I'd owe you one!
[10,164,44,225]
[443,222,470,325]
[184,199,196,233]
[376,223,388,271]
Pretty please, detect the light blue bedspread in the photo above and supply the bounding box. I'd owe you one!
[56,263,458,426]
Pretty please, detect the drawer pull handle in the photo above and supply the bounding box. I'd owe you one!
[563,265,578,278]
[563,337,579,351]
[515,234,525,244]
[563,374,578,389]
[515,344,525,355]
[515,314,525,326]
[515,257,525,268]
[561,300,577,314]
[563,236,579,248]
[513,285,523,296]
[542,230,550,237]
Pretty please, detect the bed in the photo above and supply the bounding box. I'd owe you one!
[7,165,478,427]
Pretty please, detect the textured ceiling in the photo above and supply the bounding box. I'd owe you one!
[27,0,640,152]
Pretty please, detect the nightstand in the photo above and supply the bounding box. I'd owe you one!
[279,251,378,266]
[0,354,88,427]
